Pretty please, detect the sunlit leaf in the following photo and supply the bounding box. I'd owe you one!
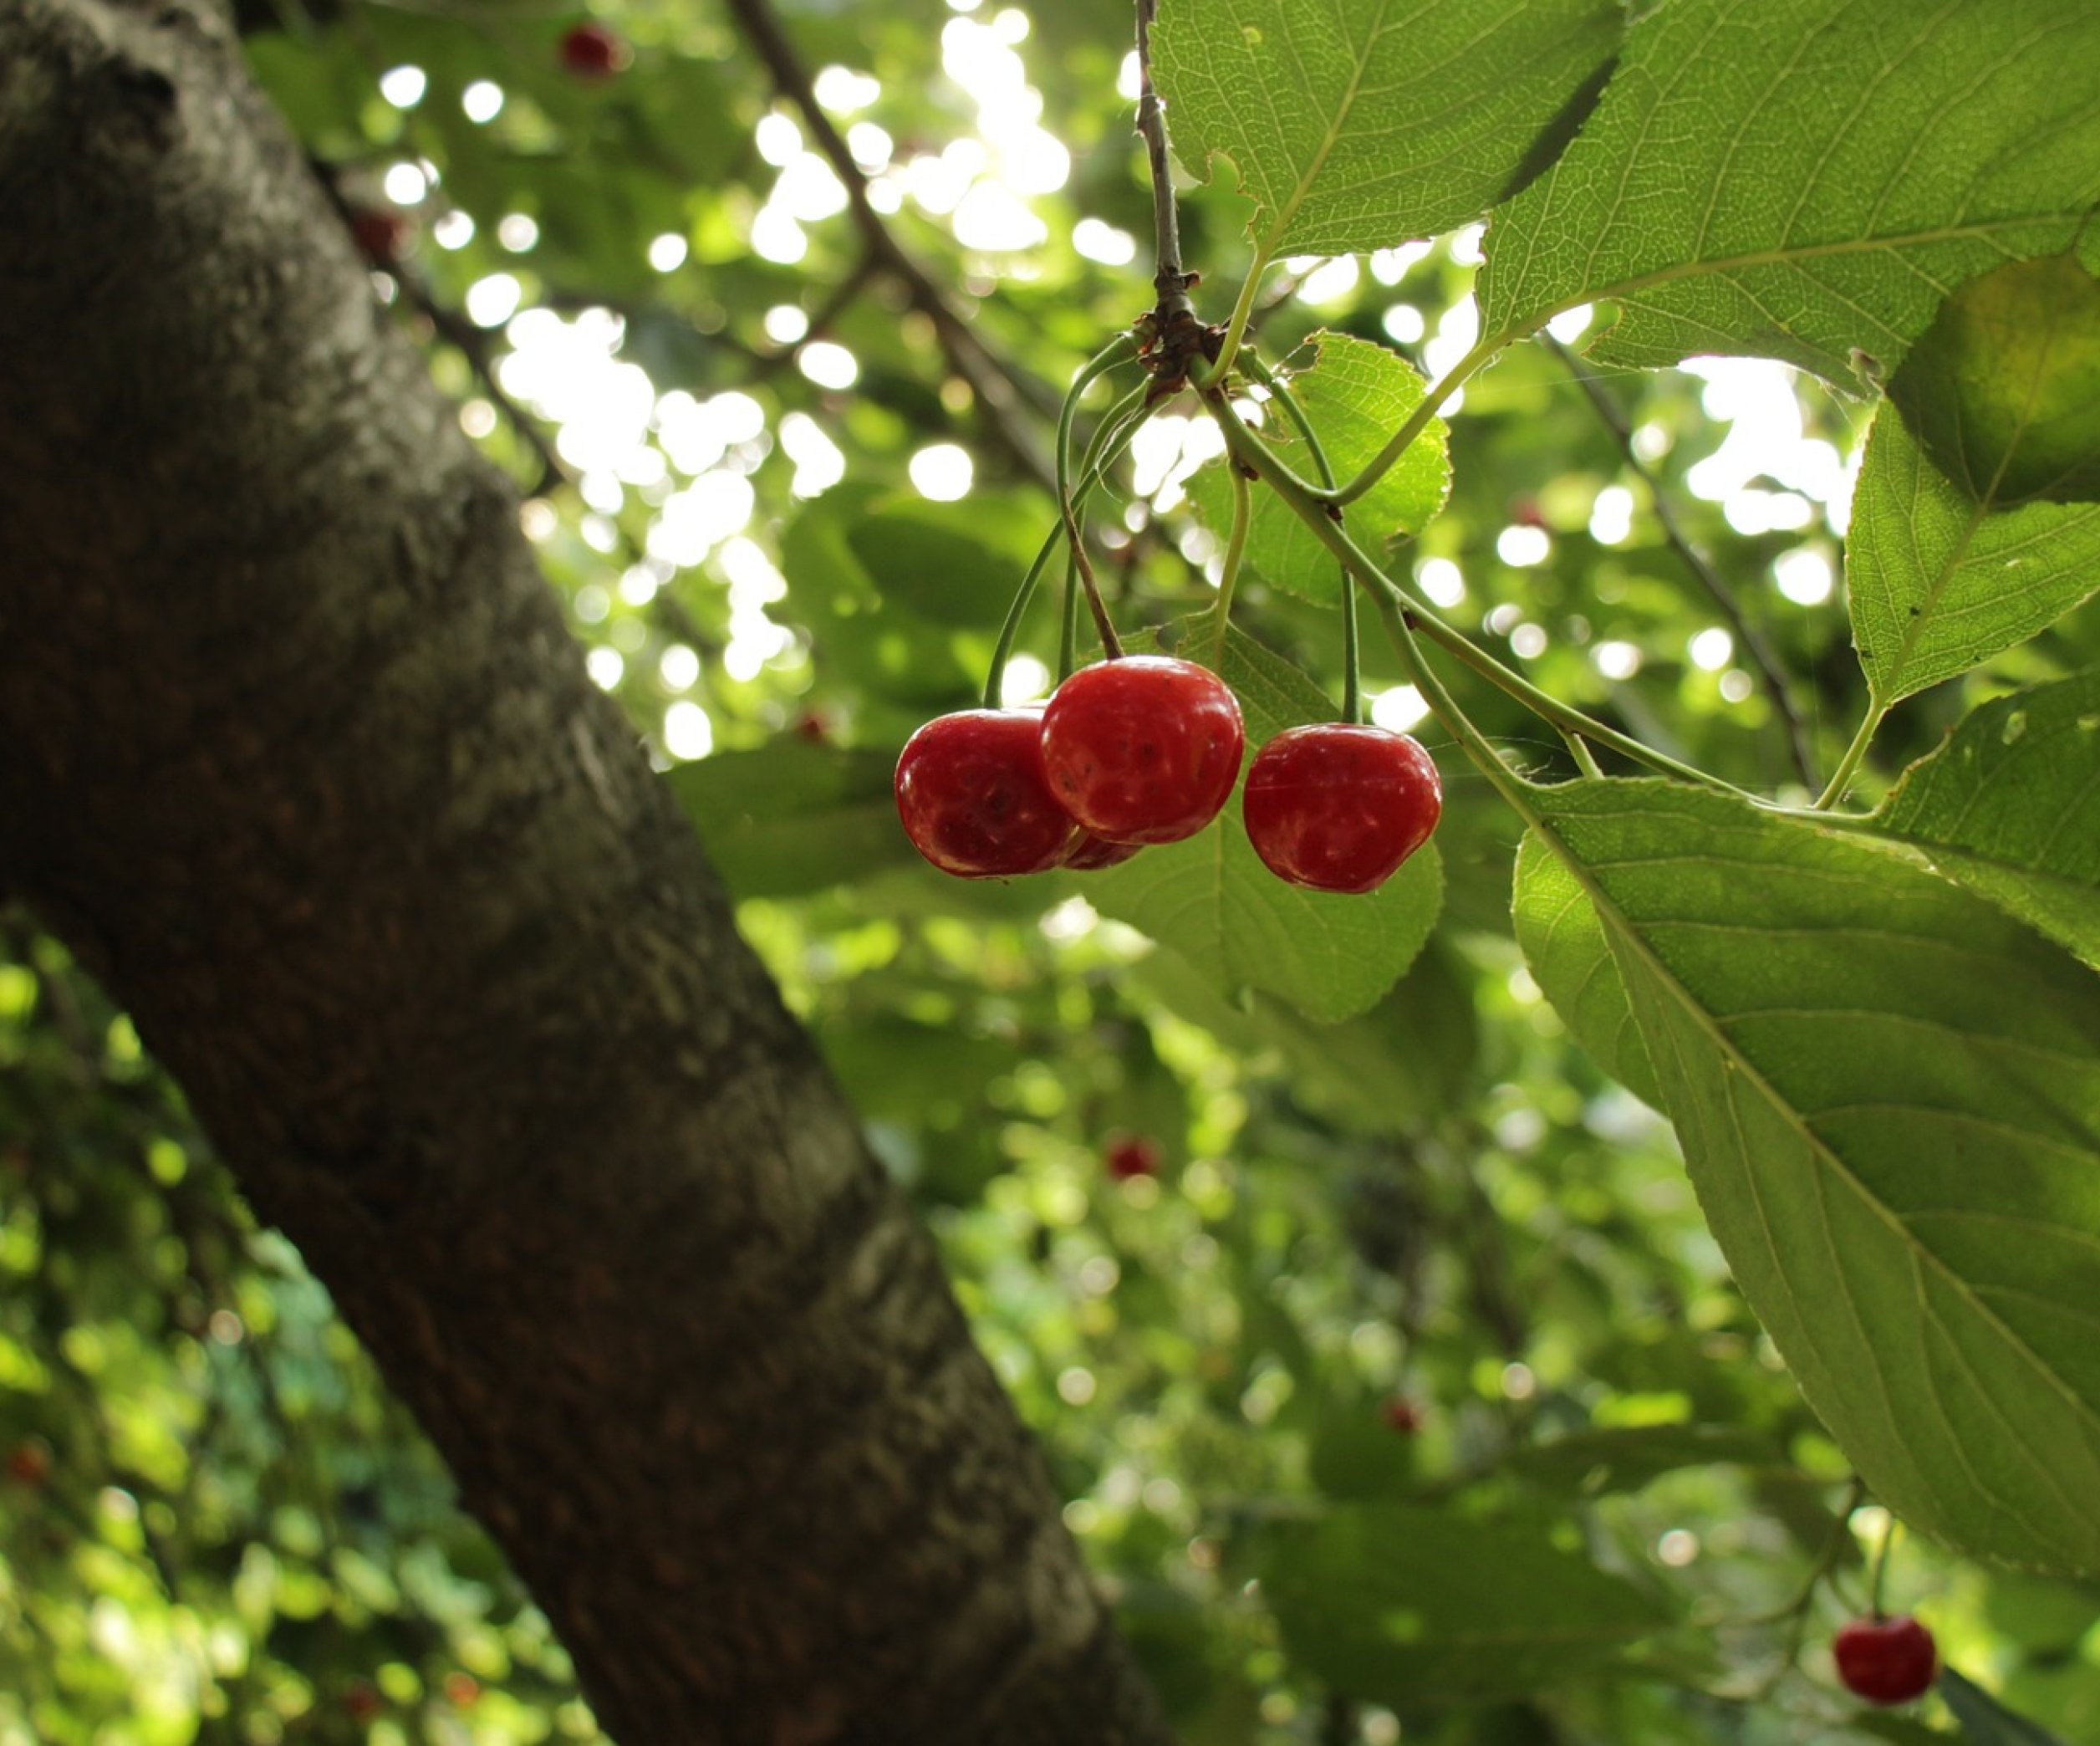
[1188,332,1449,605]
[1511,830,1660,1106]
[1531,779,2100,1574]
[1154,0,1621,260]
[1480,0,2100,385]
[1873,671,2100,968]
[1844,407,2100,708]
[1888,255,2100,507]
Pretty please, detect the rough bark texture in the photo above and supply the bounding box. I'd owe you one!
[0,5,1172,1741]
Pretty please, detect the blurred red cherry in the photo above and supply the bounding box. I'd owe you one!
[559,19,629,79]
[1106,1134,1160,1181]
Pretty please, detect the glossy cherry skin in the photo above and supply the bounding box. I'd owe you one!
[1242,724,1441,894]
[1832,1616,1937,1706]
[895,709,1078,879]
[1062,830,1141,870]
[559,20,628,78]
[1039,656,1245,845]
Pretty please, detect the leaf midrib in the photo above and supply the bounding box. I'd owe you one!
[1533,800,2100,1449]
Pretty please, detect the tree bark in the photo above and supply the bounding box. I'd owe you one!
[0,4,1171,1741]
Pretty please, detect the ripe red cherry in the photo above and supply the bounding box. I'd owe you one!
[1062,830,1140,870]
[1242,723,1440,895]
[559,20,629,78]
[1039,656,1244,845]
[1105,1134,1160,1180]
[5,1443,50,1486]
[895,709,1078,878]
[349,207,411,265]
[1381,1398,1423,1434]
[1832,1616,1937,1706]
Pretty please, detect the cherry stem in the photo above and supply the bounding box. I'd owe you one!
[1328,334,1501,505]
[1866,1508,1898,1621]
[1058,552,1081,681]
[1058,336,1141,661]
[1134,0,1195,329]
[1816,703,1884,809]
[1202,391,1759,800]
[1235,353,1362,724]
[1211,460,1252,656]
[983,377,1149,708]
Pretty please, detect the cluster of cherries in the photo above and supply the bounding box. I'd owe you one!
[895,654,1442,895]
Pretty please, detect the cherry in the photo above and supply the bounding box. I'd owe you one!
[344,1681,383,1723]
[442,1672,482,1708]
[793,709,832,745]
[1832,1616,1937,1706]
[1242,723,1441,895]
[1038,656,1244,845]
[1105,1134,1160,1180]
[4,1443,49,1486]
[895,708,1078,878]
[1381,1398,1423,1434]
[1062,830,1140,871]
[559,20,629,79]
[349,207,412,266]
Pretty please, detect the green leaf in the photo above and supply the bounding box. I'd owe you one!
[1511,830,1661,1106]
[1087,621,1442,1023]
[1843,406,2100,709]
[1887,256,2100,507]
[1529,779,2100,1574]
[1479,0,2100,385]
[664,742,916,898]
[1188,332,1450,605]
[1153,0,1622,261]
[1939,1670,2071,1746]
[1874,671,2100,969]
[1257,1505,1669,1704]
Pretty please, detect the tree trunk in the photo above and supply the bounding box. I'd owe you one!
[0,4,1171,1741]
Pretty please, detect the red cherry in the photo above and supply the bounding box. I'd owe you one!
[349,208,412,265]
[344,1681,382,1722]
[1832,1616,1937,1706]
[1038,656,1244,845]
[895,709,1078,878]
[1105,1134,1160,1180]
[1061,830,1140,870]
[1381,1398,1423,1434]
[559,20,629,79]
[793,710,831,745]
[4,1443,49,1486]
[1242,723,1441,895]
[442,1672,481,1708]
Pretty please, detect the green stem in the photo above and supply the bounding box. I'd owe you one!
[1563,732,1603,779]
[1340,550,1363,723]
[1211,248,1272,384]
[1331,334,1501,506]
[1236,352,1358,722]
[1058,553,1081,682]
[1866,1509,1898,1620]
[982,379,1150,707]
[1816,704,1884,809]
[1200,392,1755,799]
[1211,460,1252,654]
[1057,334,1142,660]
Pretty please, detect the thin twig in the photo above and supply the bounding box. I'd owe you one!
[414,288,569,498]
[1133,0,1219,390]
[1546,336,1818,789]
[1134,0,1192,324]
[721,0,1055,487]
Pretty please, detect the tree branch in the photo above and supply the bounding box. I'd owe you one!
[1547,336,1819,790]
[720,0,1056,488]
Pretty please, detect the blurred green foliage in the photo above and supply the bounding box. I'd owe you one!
[6,0,2097,1742]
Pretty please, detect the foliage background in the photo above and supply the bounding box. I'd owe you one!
[3,0,2097,1741]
